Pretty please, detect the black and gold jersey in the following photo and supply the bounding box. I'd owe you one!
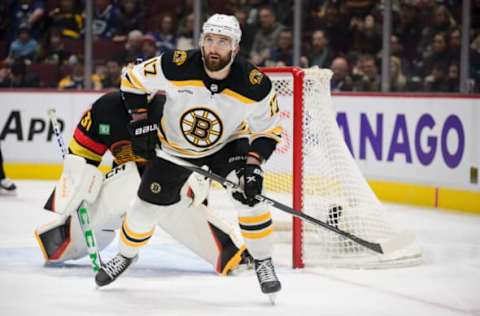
[121,49,282,160]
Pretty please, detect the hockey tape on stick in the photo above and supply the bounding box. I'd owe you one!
[47,108,102,272]
[155,149,415,255]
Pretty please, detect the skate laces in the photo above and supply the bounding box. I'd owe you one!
[256,259,277,283]
[104,255,130,278]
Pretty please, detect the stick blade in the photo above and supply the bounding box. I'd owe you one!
[380,230,416,255]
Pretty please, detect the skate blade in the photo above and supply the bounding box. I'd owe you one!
[267,293,277,305]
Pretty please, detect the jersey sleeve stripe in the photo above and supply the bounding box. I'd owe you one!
[222,88,255,104]
[73,128,108,155]
[127,68,148,91]
[68,138,103,162]
[250,126,283,142]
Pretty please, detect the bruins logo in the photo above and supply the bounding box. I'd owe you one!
[180,108,223,148]
[173,50,187,66]
[150,182,161,194]
[249,69,263,85]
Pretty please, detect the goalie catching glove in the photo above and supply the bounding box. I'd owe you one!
[233,164,264,207]
[127,119,159,160]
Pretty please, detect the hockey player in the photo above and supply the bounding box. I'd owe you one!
[35,90,252,275]
[95,14,283,299]
[0,144,17,195]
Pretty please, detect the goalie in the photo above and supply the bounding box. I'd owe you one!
[35,90,252,275]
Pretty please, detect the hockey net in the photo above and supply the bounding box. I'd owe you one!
[261,67,422,268]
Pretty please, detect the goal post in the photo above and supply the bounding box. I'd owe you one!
[261,66,422,268]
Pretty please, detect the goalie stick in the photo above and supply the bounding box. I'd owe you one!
[47,108,102,272]
[156,148,415,255]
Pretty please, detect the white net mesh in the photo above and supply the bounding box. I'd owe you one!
[263,67,422,268]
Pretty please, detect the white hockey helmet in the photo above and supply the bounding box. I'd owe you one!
[200,14,242,47]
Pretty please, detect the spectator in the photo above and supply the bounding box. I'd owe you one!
[100,59,121,88]
[117,0,145,38]
[0,59,39,88]
[330,56,353,92]
[393,1,421,61]
[267,29,293,66]
[250,6,285,66]
[353,54,380,91]
[421,32,451,77]
[116,29,144,64]
[390,56,407,92]
[10,0,46,40]
[234,8,256,59]
[448,28,461,61]
[424,62,449,92]
[141,34,158,60]
[92,0,121,39]
[349,14,382,55]
[418,5,456,57]
[58,56,102,90]
[243,0,264,25]
[308,2,350,55]
[7,25,40,63]
[41,28,71,65]
[303,30,332,68]
[151,14,177,54]
[390,34,412,75]
[176,13,194,50]
[446,63,459,92]
[471,34,480,92]
[47,0,84,39]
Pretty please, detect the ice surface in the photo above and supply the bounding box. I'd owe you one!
[0,181,479,316]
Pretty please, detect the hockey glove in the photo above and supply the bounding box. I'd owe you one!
[232,164,264,207]
[127,119,159,160]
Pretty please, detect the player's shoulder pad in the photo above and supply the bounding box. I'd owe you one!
[229,57,272,102]
[161,49,203,81]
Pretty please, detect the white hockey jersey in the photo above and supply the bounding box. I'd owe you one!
[120,49,282,159]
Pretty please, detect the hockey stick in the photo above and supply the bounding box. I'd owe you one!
[155,149,415,255]
[47,108,102,272]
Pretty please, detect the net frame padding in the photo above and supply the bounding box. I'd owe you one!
[262,67,422,269]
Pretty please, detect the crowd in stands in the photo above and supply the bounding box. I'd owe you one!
[0,0,478,92]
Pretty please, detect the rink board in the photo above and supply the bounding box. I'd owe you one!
[1,90,479,213]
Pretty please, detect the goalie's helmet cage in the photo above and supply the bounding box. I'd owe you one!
[260,67,423,269]
[200,14,242,48]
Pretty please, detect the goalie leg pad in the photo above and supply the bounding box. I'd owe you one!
[34,214,115,263]
[49,154,104,215]
[89,161,141,229]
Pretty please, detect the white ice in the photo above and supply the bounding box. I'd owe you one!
[0,180,479,316]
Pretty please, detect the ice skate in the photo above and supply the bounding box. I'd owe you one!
[95,253,137,287]
[254,257,281,304]
[0,178,17,195]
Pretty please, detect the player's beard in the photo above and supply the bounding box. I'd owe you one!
[203,50,232,72]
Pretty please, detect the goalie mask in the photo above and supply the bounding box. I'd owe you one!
[200,14,242,73]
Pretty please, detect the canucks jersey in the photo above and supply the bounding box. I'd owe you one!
[68,91,164,166]
[121,49,282,159]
